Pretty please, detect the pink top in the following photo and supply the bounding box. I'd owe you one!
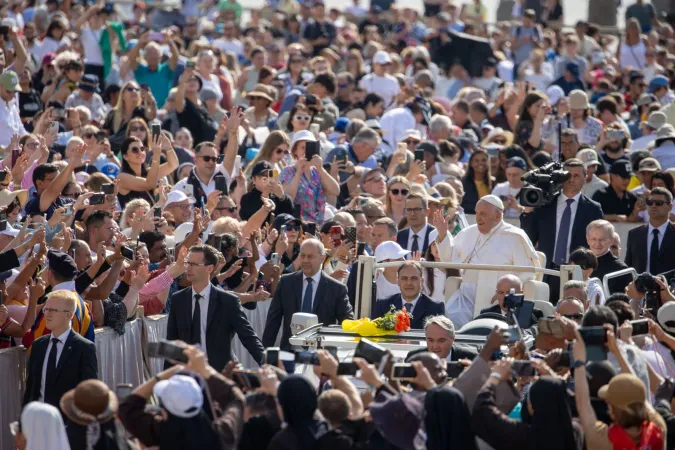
[0,160,38,191]
[138,270,173,316]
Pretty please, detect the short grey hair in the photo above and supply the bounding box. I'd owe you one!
[562,280,588,302]
[351,127,381,148]
[429,114,452,136]
[586,219,615,238]
[424,315,455,339]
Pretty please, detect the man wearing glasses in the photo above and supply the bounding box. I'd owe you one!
[166,244,264,371]
[397,193,436,255]
[172,141,231,209]
[23,289,98,409]
[163,190,195,227]
[212,195,240,220]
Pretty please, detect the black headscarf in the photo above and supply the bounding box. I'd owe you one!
[424,386,477,450]
[528,376,579,450]
[276,375,326,450]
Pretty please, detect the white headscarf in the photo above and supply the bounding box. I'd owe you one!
[21,402,71,450]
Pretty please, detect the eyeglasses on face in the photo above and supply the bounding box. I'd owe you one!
[200,156,218,163]
[562,313,583,320]
[404,207,424,214]
[173,204,192,210]
[492,138,507,145]
[275,147,290,155]
[390,188,409,196]
[129,146,147,154]
[216,206,238,212]
[44,307,71,314]
[129,127,145,133]
[24,141,40,149]
[126,86,140,93]
[647,199,669,206]
[294,115,311,121]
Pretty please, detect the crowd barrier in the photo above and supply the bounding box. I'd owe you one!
[465,215,636,261]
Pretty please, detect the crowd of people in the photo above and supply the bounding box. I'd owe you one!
[3,0,675,448]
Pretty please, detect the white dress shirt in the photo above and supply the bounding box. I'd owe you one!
[552,192,581,263]
[405,224,429,253]
[191,283,212,355]
[0,95,27,146]
[172,166,233,200]
[302,270,322,311]
[401,293,421,312]
[40,328,72,401]
[647,221,669,273]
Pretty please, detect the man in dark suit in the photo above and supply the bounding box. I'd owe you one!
[373,261,445,329]
[625,187,675,276]
[166,245,264,371]
[588,220,630,294]
[24,290,98,408]
[405,315,478,362]
[263,238,354,350]
[479,275,543,335]
[396,193,436,255]
[521,158,604,302]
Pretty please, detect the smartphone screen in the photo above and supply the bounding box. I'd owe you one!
[631,319,649,336]
[89,193,106,205]
[414,149,424,161]
[102,183,114,195]
[354,338,387,364]
[305,141,321,161]
[151,124,161,140]
[215,176,228,194]
[391,363,416,380]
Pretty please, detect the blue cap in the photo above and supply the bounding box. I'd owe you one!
[334,117,350,133]
[100,162,120,179]
[648,75,669,94]
[506,156,527,171]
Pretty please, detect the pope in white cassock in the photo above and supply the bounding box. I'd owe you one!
[435,195,540,329]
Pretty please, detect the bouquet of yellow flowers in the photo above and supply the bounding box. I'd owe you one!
[342,305,412,337]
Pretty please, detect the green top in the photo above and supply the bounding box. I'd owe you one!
[218,0,243,21]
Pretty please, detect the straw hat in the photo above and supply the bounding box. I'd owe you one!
[481,127,514,147]
[60,380,118,426]
[246,84,274,103]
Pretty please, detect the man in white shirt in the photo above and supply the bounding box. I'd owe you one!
[577,149,609,199]
[172,141,231,208]
[212,21,244,57]
[0,71,26,148]
[359,50,400,110]
[379,96,431,156]
[630,111,667,151]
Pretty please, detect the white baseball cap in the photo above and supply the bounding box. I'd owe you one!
[576,149,601,168]
[290,130,317,151]
[173,222,193,247]
[153,375,204,419]
[658,302,675,333]
[372,50,392,65]
[375,241,410,262]
[164,190,196,210]
[402,129,422,142]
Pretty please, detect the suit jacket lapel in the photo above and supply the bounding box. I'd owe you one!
[412,296,426,319]
[401,229,409,249]
[295,272,304,312]
[206,288,220,333]
[178,289,193,338]
[53,332,76,381]
[312,274,327,315]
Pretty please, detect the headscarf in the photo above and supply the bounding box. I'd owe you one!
[528,376,579,450]
[425,386,477,450]
[276,375,326,450]
[21,402,71,450]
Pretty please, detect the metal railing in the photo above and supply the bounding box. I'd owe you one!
[355,255,582,319]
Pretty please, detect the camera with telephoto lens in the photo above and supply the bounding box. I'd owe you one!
[503,288,524,310]
[634,272,661,313]
[519,162,569,208]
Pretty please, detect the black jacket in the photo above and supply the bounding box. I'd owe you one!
[24,330,98,408]
[166,285,264,370]
[592,251,630,295]
[396,225,436,255]
[461,178,481,214]
[372,293,445,329]
[625,222,675,276]
[239,188,294,224]
[406,344,478,362]
[262,271,354,350]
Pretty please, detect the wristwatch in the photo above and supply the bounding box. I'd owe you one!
[571,360,586,369]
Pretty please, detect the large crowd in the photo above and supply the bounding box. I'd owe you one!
[3,0,675,448]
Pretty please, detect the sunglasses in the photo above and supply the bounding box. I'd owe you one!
[390,188,409,196]
[82,133,96,139]
[562,313,583,320]
[200,156,218,163]
[492,138,507,145]
[646,199,669,206]
[129,127,145,133]
[129,146,146,154]
[275,147,290,155]
[285,224,300,232]
[366,176,385,183]
[126,86,140,92]
[294,115,311,121]
[250,96,263,101]
[404,139,420,145]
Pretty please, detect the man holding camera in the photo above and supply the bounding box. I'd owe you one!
[480,274,543,334]
[625,187,675,276]
[521,158,603,303]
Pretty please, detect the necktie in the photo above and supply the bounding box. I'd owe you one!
[650,229,660,274]
[411,234,419,254]
[404,302,414,312]
[191,294,202,345]
[46,337,60,389]
[554,198,574,265]
[302,278,313,313]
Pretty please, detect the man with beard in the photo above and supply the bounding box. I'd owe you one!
[597,123,631,171]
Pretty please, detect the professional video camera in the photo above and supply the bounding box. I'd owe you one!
[634,272,661,313]
[519,162,570,208]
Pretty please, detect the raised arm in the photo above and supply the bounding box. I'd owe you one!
[40,144,84,212]
[222,108,243,176]
[73,1,102,32]
[175,67,191,114]
[158,135,179,177]
[117,135,162,192]
[126,32,149,73]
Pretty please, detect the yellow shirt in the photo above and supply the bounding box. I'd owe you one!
[475,180,490,199]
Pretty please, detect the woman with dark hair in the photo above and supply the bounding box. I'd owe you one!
[473,363,584,450]
[514,92,548,156]
[286,103,312,135]
[117,134,178,208]
[18,68,42,126]
[568,247,605,306]
[279,53,307,94]
[125,117,151,148]
[284,16,303,45]
[461,149,493,214]
[33,20,69,63]
[425,386,477,450]
[651,171,675,195]
[268,375,327,450]
[360,93,385,119]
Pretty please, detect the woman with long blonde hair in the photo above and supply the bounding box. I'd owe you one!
[385,176,411,227]
[244,131,291,177]
[101,81,156,151]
